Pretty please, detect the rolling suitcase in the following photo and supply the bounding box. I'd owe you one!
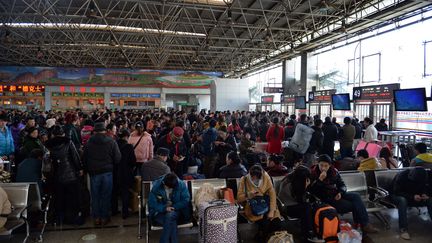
[198,199,238,243]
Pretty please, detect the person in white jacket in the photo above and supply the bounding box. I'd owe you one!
[363,117,378,142]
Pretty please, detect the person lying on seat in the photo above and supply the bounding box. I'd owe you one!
[310,154,379,234]
[148,173,191,243]
[237,165,284,241]
[390,167,432,240]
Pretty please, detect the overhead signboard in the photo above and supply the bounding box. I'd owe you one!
[110,93,161,98]
[308,89,336,103]
[0,85,45,93]
[261,95,274,104]
[264,87,284,93]
[353,83,400,100]
[281,94,296,103]
[52,92,103,98]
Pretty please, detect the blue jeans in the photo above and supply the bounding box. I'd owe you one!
[152,211,178,243]
[90,172,113,219]
[391,195,432,230]
[328,192,369,226]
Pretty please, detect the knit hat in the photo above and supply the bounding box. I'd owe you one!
[156,147,170,157]
[172,126,184,137]
[94,122,106,132]
[318,154,333,164]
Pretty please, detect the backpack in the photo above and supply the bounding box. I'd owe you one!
[314,204,340,243]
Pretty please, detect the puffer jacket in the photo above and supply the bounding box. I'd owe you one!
[357,157,382,172]
[45,136,82,184]
[128,131,153,163]
[83,133,121,176]
[288,123,314,154]
[310,164,347,202]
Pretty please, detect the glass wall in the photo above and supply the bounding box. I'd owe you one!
[247,63,283,104]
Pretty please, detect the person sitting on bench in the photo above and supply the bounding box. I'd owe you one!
[357,149,382,172]
[310,154,379,234]
[410,143,432,169]
[148,173,191,243]
[391,167,432,240]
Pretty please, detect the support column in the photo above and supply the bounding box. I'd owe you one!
[44,88,51,111]
[300,52,308,97]
[104,89,110,109]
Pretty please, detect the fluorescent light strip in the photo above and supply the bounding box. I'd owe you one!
[6,22,206,37]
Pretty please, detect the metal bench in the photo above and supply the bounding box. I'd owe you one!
[0,183,30,243]
[137,180,193,243]
[340,171,390,229]
[27,183,50,243]
[374,169,407,209]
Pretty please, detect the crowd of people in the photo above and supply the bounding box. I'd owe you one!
[0,108,431,242]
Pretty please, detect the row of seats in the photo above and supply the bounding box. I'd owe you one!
[136,168,416,242]
[0,183,50,243]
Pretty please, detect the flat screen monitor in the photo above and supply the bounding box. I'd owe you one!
[331,93,351,110]
[393,88,427,111]
[295,96,306,109]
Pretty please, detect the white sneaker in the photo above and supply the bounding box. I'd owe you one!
[400,229,411,240]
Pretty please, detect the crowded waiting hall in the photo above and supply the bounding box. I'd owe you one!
[1,1,432,243]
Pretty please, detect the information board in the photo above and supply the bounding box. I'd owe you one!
[281,94,296,103]
[308,89,336,103]
[261,96,274,103]
[353,83,400,100]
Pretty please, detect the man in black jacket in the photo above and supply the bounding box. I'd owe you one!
[391,167,432,240]
[303,119,323,166]
[155,126,187,177]
[83,122,121,226]
[321,117,338,160]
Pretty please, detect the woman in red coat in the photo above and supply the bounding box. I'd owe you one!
[266,117,285,154]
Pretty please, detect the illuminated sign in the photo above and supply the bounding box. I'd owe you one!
[281,94,296,103]
[308,89,336,103]
[353,83,400,100]
[261,96,274,103]
[110,93,161,98]
[52,92,103,98]
[264,87,284,93]
[0,85,45,93]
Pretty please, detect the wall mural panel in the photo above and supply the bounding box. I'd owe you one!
[0,66,222,88]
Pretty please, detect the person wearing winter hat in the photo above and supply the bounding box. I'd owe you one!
[391,167,432,240]
[155,126,187,177]
[310,154,379,234]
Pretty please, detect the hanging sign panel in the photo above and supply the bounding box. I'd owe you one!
[353,83,400,100]
[308,89,336,103]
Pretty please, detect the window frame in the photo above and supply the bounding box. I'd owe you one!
[424,40,432,77]
[361,53,381,83]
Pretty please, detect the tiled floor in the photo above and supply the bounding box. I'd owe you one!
[7,208,432,243]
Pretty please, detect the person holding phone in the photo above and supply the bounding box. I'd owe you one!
[310,154,379,234]
[155,127,187,177]
[391,167,432,240]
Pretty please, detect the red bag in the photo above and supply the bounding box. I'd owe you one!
[219,188,235,204]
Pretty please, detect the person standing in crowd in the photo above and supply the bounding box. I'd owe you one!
[410,142,432,169]
[116,129,136,219]
[201,119,218,178]
[148,173,191,243]
[16,149,43,191]
[284,119,295,141]
[244,116,258,141]
[310,154,378,234]
[375,118,388,132]
[227,118,242,135]
[237,165,283,241]
[141,147,171,181]
[156,127,187,177]
[266,117,284,154]
[45,125,83,225]
[9,116,23,153]
[303,119,323,167]
[128,121,153,173]
[356,149,382,172]
[218,151,247,179]
[321,117,338,160]
[258,117,270,142]
[363,117,378,142]
[266,154,289,177]
[83,122,121,226]
[352,118,363,150]
[64,113,82,150]
[81,119,94,146]
[340,117,356,159]
[391,167,432,240]
[106,123,117,140]
[18,116,36,147]
[0,114,14,163]
[20,127,44,160]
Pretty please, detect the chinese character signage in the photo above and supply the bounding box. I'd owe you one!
[264,87,284,93]
[308,89,336,103]
[1,85,45,93]
[52,92,103,98]
[281,94,296,103]
[261,96,274,104]
[110,93,161,98]
[353,84,400,101]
